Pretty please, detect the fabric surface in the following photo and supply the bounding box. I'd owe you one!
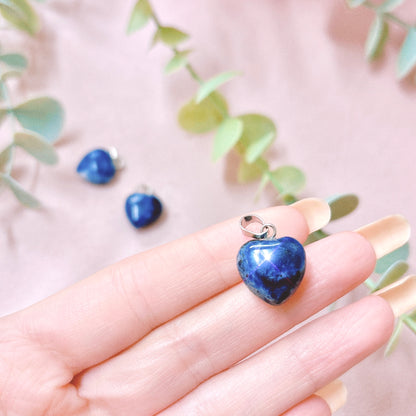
[1,1,415,414]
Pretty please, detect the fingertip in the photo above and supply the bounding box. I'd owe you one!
[306,231,377,289]
[292,198,331,234]
[316,379,347,414]
[374,275,416,318]
[354,295,396,349]
[281,395,332,416]
[355,214,410,259]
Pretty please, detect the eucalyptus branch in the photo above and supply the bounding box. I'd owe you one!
[347,0,416,79]
[0,0,65,207]
[0,65,16,176]
[149,9,204,85]
[127,0,414,353]
[127,0,306,202]
[363,1,410,29]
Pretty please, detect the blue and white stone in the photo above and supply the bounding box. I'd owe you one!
[76,149,116,184]
[237,236,306,305]
[125,193,163,228]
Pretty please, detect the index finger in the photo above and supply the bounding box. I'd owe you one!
[5,199,327,374]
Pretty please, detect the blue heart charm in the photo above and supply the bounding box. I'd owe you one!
[125,193,163,228]
[237,236,306,305]
[77,149,116,184]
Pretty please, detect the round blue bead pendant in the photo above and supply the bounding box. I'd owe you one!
[125,193,163,228]
[237,215,306,305]
[77,149,116,184]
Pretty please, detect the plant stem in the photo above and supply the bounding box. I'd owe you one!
[150,9,203,82]
[184,62,203,84]
[364,277,377,291]
[0,54,18,176]
[363,1,411,30]
[148,2,283,191]
[149,10,225,112]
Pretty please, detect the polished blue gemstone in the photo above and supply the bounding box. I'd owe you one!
[125,193,163,228]
[237,237,306,305]
[76,149,116,184]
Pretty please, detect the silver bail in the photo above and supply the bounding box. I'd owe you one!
[240,214,277,240]
[108,146,125,170]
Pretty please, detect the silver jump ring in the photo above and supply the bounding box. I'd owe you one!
[240,215,277,240]
[261,223,277,239]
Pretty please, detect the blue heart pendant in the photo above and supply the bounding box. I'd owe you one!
[237,215,306,305]
[125,192,163,228]
[77,149,116,184]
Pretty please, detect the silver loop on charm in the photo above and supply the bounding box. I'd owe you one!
[240,214,277,240]
[261,223,277,239]
[135,184,154,195]
[108,146,125,170]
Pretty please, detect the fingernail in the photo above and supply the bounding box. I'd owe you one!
[375,275,416,317]
[292,198,331,233]
[355,215,410,259]
[315,379,347,414]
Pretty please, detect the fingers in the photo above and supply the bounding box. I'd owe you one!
[281,396,331,416]
[314,379,347,415]
[159,294,396,416]
[6,199,326,374]
[375,275,416,316]
[356,215,410,259]
[74,231,372,414]
[282,380,347,416]
[74,216,409,415]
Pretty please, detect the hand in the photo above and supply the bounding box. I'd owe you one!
[0,198,412,415]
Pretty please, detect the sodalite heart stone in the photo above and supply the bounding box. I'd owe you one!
[125,193,163,228]
[237,236,306,305]
[77,149,116,184]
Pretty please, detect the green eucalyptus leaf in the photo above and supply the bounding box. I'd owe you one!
[384,319,403,356]
[178,92,227,134]
[397,27,416,79]
[164,50,191,74]
[13,131,58,165]
[212,117,243,161]
[0,81,5,101]
[196,71,240,104]
[0,0,40,35]
[12,97,64,143]
[153,26,189,47]
[282,194,297,205]
[327,194,359,221]
[255,173,270,200]
[1,70,23,81]
[237,158,268,183]
[365,15,389,60]
[0,53,27,69]
[346,0,366,7]
[408,309,416,321]
[126,0,152,34]
[304,229,329,245]
[244,131,274,163]
[0,173,40,208]
[0,144,13,173]
[373,260,409,292]
[375,243,410,273]
[268,165,306,195]
[379,0,404,12]
[236,114,277,163]
[0,107,8,124]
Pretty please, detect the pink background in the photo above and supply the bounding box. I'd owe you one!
[1,1,415,414]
